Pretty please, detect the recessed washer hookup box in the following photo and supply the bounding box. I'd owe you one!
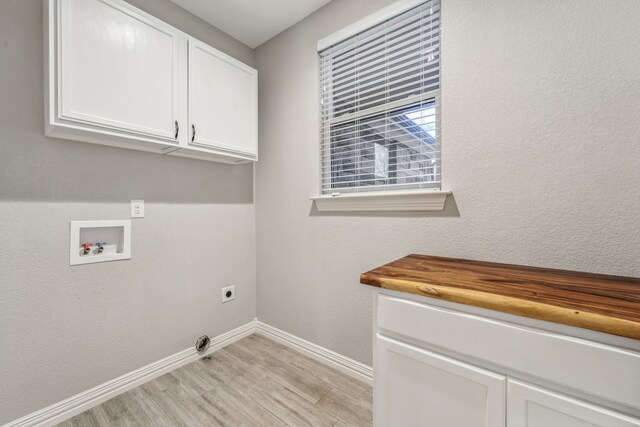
[69,220,131,266]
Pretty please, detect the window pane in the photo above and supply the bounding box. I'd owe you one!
[326,101,438,193]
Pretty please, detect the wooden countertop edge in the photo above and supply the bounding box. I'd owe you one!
[361,275,640,340]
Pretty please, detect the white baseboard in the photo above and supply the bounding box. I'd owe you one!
[3,321,256,427]
[4,320,373,427]
[255,321,374,385]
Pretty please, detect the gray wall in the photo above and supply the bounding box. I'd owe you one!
[254,0,640,366]
[0,0,255,423]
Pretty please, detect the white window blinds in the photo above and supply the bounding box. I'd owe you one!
[318,0,440,195]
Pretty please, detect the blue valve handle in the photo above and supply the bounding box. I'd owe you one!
[94,242,106,254]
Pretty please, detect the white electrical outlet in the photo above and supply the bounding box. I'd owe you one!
[130,200,144,218]
[221,286,235,303]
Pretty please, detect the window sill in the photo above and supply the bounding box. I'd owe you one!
[310,190,451,212]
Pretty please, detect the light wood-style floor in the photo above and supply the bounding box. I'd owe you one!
[56,334,372,427]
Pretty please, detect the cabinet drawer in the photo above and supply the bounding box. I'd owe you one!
[508,380,640,426]
[377,294,640,411]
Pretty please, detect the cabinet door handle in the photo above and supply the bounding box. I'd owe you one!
[174,121,179,139]
[191,124,196,142]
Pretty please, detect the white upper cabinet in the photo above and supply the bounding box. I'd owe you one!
[46,0,186,151]
[184,39,258,161]
[45,0,257,163]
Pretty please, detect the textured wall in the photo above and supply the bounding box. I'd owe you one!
[254,0,640,366]
[0,0,255,423]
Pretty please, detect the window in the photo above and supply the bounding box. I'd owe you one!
[318,0,440,196]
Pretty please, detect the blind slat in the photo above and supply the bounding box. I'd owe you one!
[322,23,440,80]
[321,27,440,83]
[320,160,440,177]
[325,81,440,119]
[321,173,440,186]
[326,71,440,115]
[326,56,440,101]
[323,92,440,127]
[320,118,441,142]
[322,181,441,192]
[323,2,440,59]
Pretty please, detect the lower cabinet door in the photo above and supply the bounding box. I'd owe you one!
[507,380,640,427]
[375,334,506,427]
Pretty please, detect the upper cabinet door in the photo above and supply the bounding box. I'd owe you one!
[507,380,640,427]
[188,39,258,160]
[375,335,506,427]
[54,0,184,144]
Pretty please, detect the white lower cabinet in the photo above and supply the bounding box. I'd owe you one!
[374,293,640,427]
[508,380,640,427]
[375,335,505,427]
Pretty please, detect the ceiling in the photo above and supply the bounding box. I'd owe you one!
[169,0,333,48]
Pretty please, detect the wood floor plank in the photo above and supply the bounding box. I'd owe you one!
[248,376,339,427]
[317,386,373,427]
[150,389,214,426]
[200,347,270,392]
[141,371,182,393]
[171,361,222,395]
[229,339,334,404]
[124,386,174,426]
[98,394,138,427]
[245,333,372,403]
[54,334,372,427]
[258,334,373,403]
[141,373,212,426]
[242,333,297,362]
[200,382,288,427]
[55,409,101,427]
[88,404,113,427]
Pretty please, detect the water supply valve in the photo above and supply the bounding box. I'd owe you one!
[81,243,92,256]
[94,242,106,254]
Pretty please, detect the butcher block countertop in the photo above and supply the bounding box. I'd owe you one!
[361,254,640,340]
